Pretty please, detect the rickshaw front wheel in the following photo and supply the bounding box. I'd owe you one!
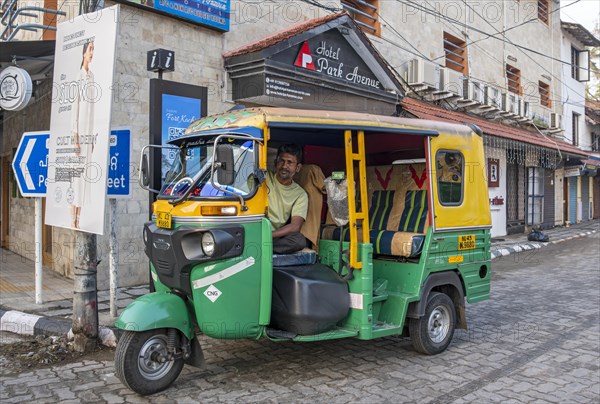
[115,329,184,395]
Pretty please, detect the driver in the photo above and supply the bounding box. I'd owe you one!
[267,144,309,254]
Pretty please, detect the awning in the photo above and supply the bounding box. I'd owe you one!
[0,40,55,80]
[401,97,588,158]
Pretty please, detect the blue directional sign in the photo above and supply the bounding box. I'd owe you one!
[108,128,131,198]
[11,132,50,197]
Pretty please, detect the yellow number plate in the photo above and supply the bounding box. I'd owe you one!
[156,212,172,229]
[448,255,464,263]
[458,234,476,250]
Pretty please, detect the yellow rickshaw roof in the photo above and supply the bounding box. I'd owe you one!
[184,107,477,137]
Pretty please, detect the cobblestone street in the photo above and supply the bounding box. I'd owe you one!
[1,233,599,403]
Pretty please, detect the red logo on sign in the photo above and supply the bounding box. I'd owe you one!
[294,41,316,70]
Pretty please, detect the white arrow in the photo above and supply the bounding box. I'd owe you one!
[19,138,36,190]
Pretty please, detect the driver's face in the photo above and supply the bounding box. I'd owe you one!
[275,152,300,184]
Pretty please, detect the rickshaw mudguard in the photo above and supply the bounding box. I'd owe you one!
[115,292,195,340]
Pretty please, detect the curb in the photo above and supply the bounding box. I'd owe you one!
[0,308,117,347]
[0,309,71,337]
[491,229,597,260]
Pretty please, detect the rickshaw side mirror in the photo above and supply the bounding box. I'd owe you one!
[141,154,150,188]
[216,144,234,185]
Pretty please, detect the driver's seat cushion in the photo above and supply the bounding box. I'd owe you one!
[273,248,317,267]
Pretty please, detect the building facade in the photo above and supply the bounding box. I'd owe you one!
[1,0,597,286]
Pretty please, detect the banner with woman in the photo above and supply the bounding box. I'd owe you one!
[46,5,120,234]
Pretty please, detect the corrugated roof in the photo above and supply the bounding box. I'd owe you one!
[561,21,600,47]
[401,98,588,157]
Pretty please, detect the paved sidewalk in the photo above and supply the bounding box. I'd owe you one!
[1,219,598,337]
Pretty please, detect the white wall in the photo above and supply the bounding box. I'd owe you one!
[561,31,587,146]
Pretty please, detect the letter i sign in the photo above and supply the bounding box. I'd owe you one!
[294,41,316,70]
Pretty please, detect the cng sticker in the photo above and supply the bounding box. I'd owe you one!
[204,284,222,302]
[458,234,476,250]
[448,255,464,263]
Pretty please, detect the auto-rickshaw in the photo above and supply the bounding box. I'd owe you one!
[115,108,492,395]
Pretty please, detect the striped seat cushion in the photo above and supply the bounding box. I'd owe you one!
[370,190,395,231]
[398,190,428,234]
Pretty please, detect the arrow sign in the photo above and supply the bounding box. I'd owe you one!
[11,131,50,197]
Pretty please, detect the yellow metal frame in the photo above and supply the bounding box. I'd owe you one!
[344,130,370,269]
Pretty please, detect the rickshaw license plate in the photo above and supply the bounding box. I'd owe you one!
[156,212,172,229]
[458,234,476,250]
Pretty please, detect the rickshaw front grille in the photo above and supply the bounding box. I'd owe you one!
[156,259,171,273]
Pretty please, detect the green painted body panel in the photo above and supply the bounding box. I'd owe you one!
[129,221,490,343]
[319,226,491,341]
[189,220,265,339]
[258,218,274,325]
[114,292,195,339]
[424,228,492,302]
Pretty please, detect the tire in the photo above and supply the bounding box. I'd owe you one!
[115,329,184,395]
[409,292,456,355]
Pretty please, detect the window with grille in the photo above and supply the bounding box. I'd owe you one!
[538,0,549,25]
[444,32,468,74]
[539,81,551,108]
[572,112,580,146]
[527,167,544,226]
[592,133,600,152]
[341,0,380,35]
[571,47,580,80]
[506,64,521,95]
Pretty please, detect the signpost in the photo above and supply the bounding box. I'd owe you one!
[10,129,131,312]
[11,132,50,304]
[108,128,131,317]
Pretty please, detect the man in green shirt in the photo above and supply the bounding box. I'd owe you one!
[267,144,309,254]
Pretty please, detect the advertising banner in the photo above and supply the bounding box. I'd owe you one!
[161,94,201,177]
[45,5,120,234]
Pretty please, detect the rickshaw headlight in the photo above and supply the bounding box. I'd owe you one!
[201,232,216,256]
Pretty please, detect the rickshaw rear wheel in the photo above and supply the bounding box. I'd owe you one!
[115,329,184,395]
[409,292,456,355]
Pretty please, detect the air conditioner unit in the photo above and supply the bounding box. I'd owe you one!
[443,69,465,98]
[521,101,533,119]
[485,86,503,110]
[549,112,562,129]
[502,93,520,116]
[466,80,486,104]
[407,58,442,89]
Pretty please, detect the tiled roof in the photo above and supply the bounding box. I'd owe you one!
[224,13,346,58]
[561,21,600,47]
[586,99,600,125]
[401,97,588,157]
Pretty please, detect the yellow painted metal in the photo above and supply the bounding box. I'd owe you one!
[430,131,492,229]
[344,130,370,269]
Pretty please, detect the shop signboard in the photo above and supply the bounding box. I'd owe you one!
[116,0,230,32]
[564,166,582,177]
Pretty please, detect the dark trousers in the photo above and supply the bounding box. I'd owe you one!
[273,232,307,254]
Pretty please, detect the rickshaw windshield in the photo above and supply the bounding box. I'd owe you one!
[158,138,258,200]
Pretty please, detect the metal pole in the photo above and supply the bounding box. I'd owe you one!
[34,197,43,304]
[72,231,98,352]
[109,198,118,317]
